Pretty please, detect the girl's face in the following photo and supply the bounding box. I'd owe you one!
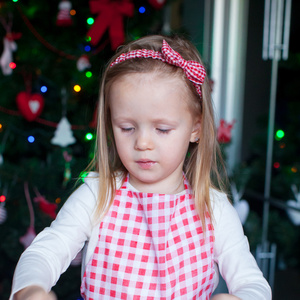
[109,72,200,194]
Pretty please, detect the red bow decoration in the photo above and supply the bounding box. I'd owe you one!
[34,195,57,219]
[110,40,206,97]
[5,32,22,41]
[217,119,235,144]
[161,40,206,96]
[87,0,134,50]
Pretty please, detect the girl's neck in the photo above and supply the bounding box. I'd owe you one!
[127,173,185,195]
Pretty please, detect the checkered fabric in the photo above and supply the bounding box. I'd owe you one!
[110,40,206,98]
[81,175,215,300]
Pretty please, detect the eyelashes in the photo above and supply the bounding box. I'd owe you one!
[121,127,134,132]
[157,128,170,134]
[120,128,171,134]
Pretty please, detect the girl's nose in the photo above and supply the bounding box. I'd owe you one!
[134,131,153,151]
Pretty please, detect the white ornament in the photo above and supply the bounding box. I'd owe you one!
[0,204,7,224]
[231,182,249,225]
[56,0,73,26]
[59,0,72,10]
[77,55,91,72]
[0,36,17,75]
[286,185,300,226]
[19,226,36,249]
[51,116,76,147]
[234,200,250,225]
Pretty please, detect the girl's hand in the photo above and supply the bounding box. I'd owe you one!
[14,286,57,300]
[211,294,241,300]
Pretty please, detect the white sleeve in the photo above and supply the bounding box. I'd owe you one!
[9,178,98,300]
[212,191,272,300]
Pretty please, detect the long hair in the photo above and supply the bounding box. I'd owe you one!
[88,35,226,227]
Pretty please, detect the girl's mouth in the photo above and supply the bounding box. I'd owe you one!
[136,160,156,170]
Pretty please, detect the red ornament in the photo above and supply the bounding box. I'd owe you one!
[87,0,134,50]
[148,0,166,10]
[16,91,45,122]
[217,119,235,144]
[34,195,57,219]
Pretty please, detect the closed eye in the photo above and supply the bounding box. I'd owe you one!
[157,128,171,134]
[121,127,134,132]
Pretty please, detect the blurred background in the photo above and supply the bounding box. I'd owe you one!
[0,0,299,299]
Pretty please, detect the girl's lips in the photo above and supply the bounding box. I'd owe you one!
[136,160,156,170]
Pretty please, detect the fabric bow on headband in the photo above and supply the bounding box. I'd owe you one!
[110,40,206,98]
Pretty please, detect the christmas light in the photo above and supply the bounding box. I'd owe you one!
[87,18,94,25]
[80,171,88,182]
[279,143,286,149]
[70,9,76,16]
[291,167,298,173]
[139,6,146,13]
[9,62,16,69]
[28,135,35,143]
[84,45,91,52]
[12,0,19,2]
[0,195,6,202]
[273,162,280,169]
[74,85,81,92]
[275,129,285,140]
[85,132,94,141]
[40,86,47,93]
[85,71,92,78]
[86,36,91,42]
[55,197,61,204]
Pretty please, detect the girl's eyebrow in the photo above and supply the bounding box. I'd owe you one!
[111,116,178,123]
[111,116,134,122]
[152,118,178,125]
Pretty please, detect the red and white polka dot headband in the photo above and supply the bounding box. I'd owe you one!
[110,40,206,98]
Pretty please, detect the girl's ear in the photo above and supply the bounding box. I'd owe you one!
[189,118,201,143]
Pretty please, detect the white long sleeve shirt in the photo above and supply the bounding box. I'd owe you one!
[9,174,271,300]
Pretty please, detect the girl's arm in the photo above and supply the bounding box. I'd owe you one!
[212,191,272,300]
[14,286,57,300]
[9,177,98,300]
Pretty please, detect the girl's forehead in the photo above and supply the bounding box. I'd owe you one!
[120,72,197,104]
[108,73,197,119]
[113,71,186,90]
[110,72,187,98]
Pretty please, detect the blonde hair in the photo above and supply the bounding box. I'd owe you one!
[88,35,226,227]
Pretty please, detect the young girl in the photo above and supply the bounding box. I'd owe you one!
[10,35,271,300]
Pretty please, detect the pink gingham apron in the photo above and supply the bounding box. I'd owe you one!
[81,175,215,299]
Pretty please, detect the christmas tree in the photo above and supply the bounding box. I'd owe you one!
[241,13,300,269]
[0,1,171,299]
